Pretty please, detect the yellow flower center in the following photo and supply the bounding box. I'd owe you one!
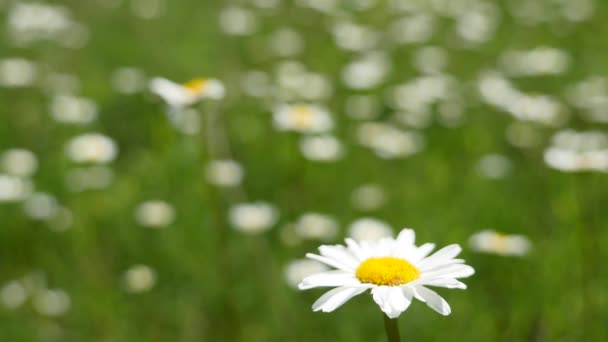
[182,78,208,94]
[356,257,420,286]
[291,106,314,128]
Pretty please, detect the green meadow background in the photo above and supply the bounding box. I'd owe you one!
[1,0,607,341]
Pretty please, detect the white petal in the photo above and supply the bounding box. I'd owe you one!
[318,245,360,269]
[299,270,360,290]
[417,277,467,289]
[345,238,369,260]
[396,228,415,246]
[417,244,462,270]
[312,286,367,312]
[372,286,412,319]
[306,253,355,271]
[422,264,475,279]
[413,285,451,316]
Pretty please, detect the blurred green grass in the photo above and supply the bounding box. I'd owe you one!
[1,0,608,341]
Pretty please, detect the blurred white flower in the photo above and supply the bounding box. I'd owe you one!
[273,104,333,133]
[455,3,499,45]
[284,259,329,289]
[135,200,175,228]
[23,193,59,220]
[124,265,157,293]
[299,135,344,162]
[357,123,424,159]
[229,202,278,234]
[348,218,393,241]
[478,71,567,126]
[33,289,71,317]
[130,0,166,19]
[342,52,390,90]
[150,77,225,107]
[413,46,448,75]
[293,213,339,241]
[166,107,201,135]
[469,230,531,257]
[500,47,570,77]
[0,281,28,309]
[332,21,379,52]
[544,130,608,173]
[206,160,244,187]
[0,149,38,177]
[389,14,435,45]
[111,67,147,94]
[351,184,385,211]
[0,58,37,87]
[65,133,118,164]
[219,6,257,36]
[477,154,512,179]
[566,76,608,123]
[0,174,33,202]
[50,95,98,124]
[269,28,304,57]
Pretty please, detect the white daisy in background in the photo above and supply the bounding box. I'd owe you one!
[65,133,118,164]
[284,259,329,289]
[299,228,474,318]
[123,265,157,293]
[348,217,393,241]
[229,202,278,234]
[0,174,33,202]
[149,77,225,107]
[205,160,244,187]
[273,104,333,133]
[299,135,344,162]
[134,200,176,228]
[351,184,386,211]
[0,149,38,178]
[469,230,531,257]
[293,212,339,241]
[50,95,98,124]
[543,130,608,173]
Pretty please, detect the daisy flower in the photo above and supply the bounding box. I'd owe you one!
[273,104,333,133]
[469,230,531,257]
[149,77,225,107]
[299,228,474,318]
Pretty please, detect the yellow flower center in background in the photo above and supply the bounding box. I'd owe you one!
[183,78,208,94]
[291,106,314,128]
[356,257,420,286]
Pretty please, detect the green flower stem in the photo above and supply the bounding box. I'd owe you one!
[383,314,401,342]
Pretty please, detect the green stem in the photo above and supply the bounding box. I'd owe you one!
[383,314,401,342]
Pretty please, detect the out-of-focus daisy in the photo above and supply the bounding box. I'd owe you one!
[23,193,59,220]
[0,174,33,202]
[50,95,98,124]
[205,160,244,187]
[0,58,37,87]
[544,130,608,173]
[0,149,38,177]
[150,77,225,107]
[0,281,28,309]
[293,213,339,241]
[351,184,385,211]
[299,135,344,162]
[469,230,531,257]
[134,200,175,228]
[284,259,329,289]
[65,133,118,164]
[357,123,424,159]
[348,218,393,241]
[229,202,278,234]
[477,154,512,179]
[124,265,157,293]
[32,289,71,317]
[273,104,333,133]
[299,228,475,318]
